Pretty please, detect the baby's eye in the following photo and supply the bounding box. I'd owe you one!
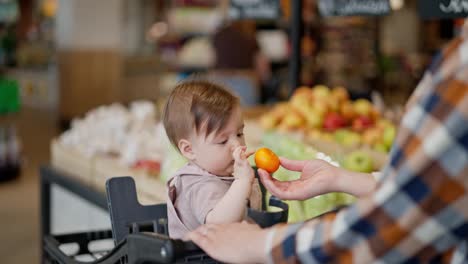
[237,133,244,137]
[218,140,228,145]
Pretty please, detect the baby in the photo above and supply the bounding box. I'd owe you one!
[163,80,262,239]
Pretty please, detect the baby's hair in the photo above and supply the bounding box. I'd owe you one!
[163,78,240,149]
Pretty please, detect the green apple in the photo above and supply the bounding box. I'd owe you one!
[282,112,304,128]
[312,85,330,99]
[376,119,393,129]
[334,129,348,143]
[334,129,361,147]
[304,108,324,128]
[383,125,396,149]
[290,94,310,115]
[343,151,374,173]
[353,99,373,116]
[373,142,388,153]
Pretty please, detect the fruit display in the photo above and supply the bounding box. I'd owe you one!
[259,85,397,154]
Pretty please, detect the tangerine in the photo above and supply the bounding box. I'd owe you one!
[255,147,280,173]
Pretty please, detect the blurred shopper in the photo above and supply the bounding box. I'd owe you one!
[188,20,468,263]
[211,20,272,105]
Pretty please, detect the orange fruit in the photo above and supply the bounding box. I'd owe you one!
[255,147,280,173]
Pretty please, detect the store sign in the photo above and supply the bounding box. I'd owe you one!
[419,0,468,19]
[318,0,391,17]
[229,0,280,20]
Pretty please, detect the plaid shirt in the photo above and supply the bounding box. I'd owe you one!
[266,25,468,263]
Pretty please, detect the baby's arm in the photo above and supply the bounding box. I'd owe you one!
[205,147,255,224]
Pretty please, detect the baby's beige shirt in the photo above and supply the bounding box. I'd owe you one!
[166,163,262,239]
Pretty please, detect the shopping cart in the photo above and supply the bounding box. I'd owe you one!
[43,176,289,263]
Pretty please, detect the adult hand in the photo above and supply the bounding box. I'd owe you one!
[187,221,269,264]
[258,157,376,200]
[258,157,338,200]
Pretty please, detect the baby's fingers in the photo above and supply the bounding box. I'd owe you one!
[243,149,255,159]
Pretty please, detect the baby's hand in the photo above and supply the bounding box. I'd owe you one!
[232,146,255,182]
[233,146,255,161]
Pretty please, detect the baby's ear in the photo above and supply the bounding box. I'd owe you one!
[178,139,195,160]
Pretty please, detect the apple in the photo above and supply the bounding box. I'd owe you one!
[328,97,340,112]
[304,108,324,128]
[376,119,393,130]
[373,142,388,153]
[282,111,305,129]
[370,108,381,121]
[293,86,314,97]
[342,151,374,173]
[353,99,373,116]
[334,129,361,147]
[311,100,329,116]
[260,113,280,129]
[352,115,374,132]
[340,101,356,121]
[272,103,289,117]
[323,112,347,132]
[362,128,381,146]
[383,125,396,149]
[312,85,330,99]
[290,94,311,116]
[331,86,349,103]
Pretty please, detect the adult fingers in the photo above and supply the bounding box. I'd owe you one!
[279,157,307,172]
[187,229,214,250]
[257,168,292,200]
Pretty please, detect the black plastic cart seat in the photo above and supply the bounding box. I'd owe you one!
[106,177,169,244]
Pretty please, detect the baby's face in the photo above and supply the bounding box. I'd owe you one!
[190,105,246,176]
